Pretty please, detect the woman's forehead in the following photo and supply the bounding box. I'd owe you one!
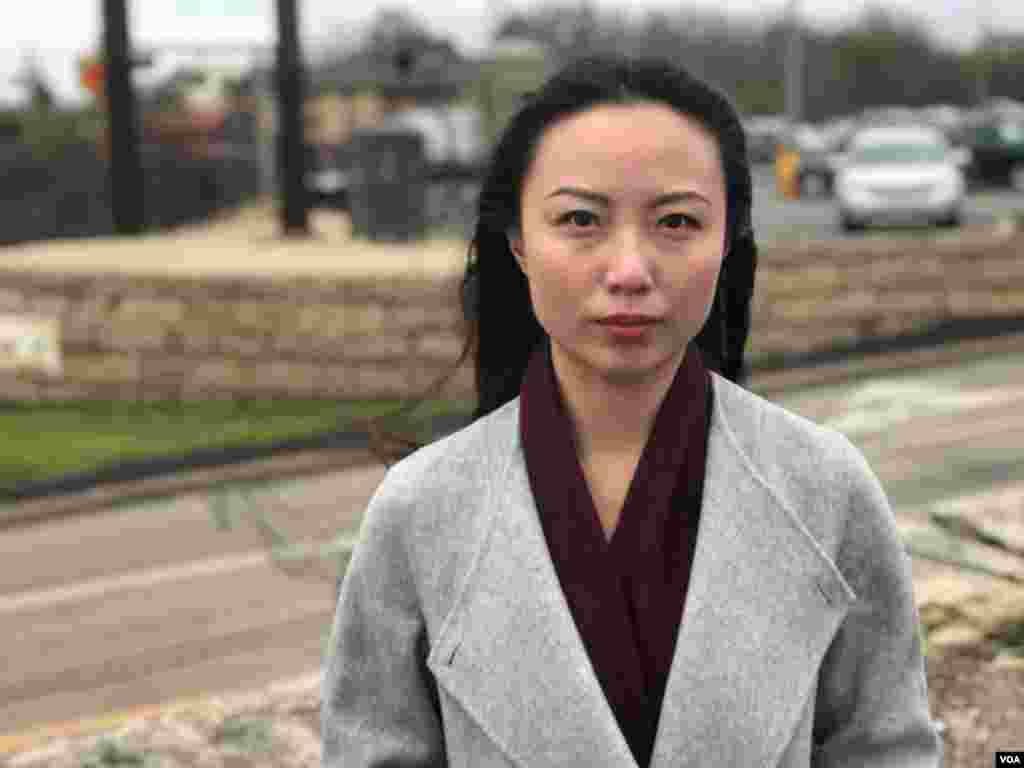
[527,102,724,194]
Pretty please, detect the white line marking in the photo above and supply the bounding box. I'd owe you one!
[0,536,358,617]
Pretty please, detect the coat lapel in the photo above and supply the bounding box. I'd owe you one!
[426,447,639,768]
[649,374,857,768]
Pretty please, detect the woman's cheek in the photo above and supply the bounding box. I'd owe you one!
[537,248,582,302]
[544,273,583,331]
[690,252,723,300]
[527,258,577,333]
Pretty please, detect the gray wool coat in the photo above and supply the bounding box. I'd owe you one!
[322,372,942,768]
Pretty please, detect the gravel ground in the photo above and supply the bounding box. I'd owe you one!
[3,644,1021,768]
[928,645,1024,764]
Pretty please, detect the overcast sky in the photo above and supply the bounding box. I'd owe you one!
[2,0,1022,106]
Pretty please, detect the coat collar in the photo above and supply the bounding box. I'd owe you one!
[426,373,857,768]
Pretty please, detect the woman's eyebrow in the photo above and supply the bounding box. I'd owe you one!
[545,187,710,207]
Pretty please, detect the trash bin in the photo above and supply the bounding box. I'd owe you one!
[347,130,428,242]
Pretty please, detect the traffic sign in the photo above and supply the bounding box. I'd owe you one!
[79,55,105,99]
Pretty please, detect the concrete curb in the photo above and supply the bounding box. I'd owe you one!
[748,330,1024,396]
[0,446,378,532]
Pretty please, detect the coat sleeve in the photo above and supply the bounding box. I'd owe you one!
[811,437,943,768]
[321,467,447,767]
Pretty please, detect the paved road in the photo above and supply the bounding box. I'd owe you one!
[772,349,1024,509]
[2,346,1023,737]
[749,165,1023,242]
[0,465,386,735]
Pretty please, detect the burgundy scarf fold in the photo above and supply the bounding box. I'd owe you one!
[518,338,711,768]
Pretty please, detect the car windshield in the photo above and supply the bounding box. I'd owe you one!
[999,121,1024,143]
[850,142,947,164]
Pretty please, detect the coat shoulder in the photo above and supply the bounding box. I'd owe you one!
[711,373,864,475]
[359,398,521,618]
[711,375,893,574]
[385,396,520,498]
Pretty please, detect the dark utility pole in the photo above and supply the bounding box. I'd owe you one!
[102,0,146,235]
[784,0,804,125]
[275,0,310,236]
[975,0,993,106]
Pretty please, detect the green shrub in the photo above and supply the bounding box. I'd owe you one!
[212,717,273,752]
[78,739,156,768]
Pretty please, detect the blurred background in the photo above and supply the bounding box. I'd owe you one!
[2,0,1024,244]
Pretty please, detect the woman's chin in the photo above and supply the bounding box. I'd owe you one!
[585,343,680,383]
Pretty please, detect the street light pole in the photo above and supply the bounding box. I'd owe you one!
[275,0,310,236]
[975,0,993,106]
[784,0,804,125]
[102,0,146,235]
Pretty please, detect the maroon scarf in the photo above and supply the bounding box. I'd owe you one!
[518,338,711,768]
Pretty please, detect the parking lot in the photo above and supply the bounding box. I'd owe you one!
[748,163,1022,242]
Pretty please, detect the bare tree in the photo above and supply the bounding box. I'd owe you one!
[364,7,433,53]
[13,51,56,112]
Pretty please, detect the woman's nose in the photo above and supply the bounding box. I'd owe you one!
[605,230,655,291]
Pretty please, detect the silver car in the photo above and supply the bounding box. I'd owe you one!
[834,125,969,232]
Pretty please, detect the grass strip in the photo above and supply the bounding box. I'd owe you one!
[0,398,472,491]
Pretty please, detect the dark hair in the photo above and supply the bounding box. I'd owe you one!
[366,54,758,466]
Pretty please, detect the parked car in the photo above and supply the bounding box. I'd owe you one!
[833,124,969,233]
[963,114,1024,190]
[791,124,834,198]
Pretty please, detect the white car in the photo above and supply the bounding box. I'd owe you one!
[834,125,969,232]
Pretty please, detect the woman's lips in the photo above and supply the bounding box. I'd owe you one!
[598,321,657,339]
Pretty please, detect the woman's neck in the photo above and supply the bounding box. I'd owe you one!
[550,343,684,462]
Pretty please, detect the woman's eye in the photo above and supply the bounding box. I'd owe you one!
[661,213,700,230]
[557,210,598,228]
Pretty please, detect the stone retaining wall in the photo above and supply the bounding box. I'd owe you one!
[0,273,472,402]
[1,222,1022,402]
[745,221,1024,361]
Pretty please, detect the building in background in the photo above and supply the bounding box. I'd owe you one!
[310,35,478,146]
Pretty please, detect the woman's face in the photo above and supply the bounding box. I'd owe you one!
[510,100,728,388]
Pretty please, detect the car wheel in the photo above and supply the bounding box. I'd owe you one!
[1010,164,1024,193]
[937,210,962,228]
[840,213,863,233]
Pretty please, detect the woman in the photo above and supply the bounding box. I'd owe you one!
[322,55,941,768]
